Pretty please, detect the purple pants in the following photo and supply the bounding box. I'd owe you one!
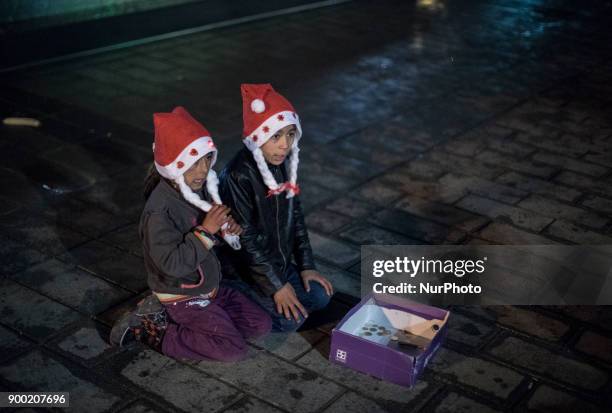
[161,286,271,362]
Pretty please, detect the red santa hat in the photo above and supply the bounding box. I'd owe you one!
[153,107,240,250]
[241,83,302,198]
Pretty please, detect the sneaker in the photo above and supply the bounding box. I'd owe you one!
[110,310,142,347]
[135,294,164,316]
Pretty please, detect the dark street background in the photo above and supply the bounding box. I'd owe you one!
[0,0,611,412]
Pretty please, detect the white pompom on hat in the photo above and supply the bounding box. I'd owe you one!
[240,83,302,198]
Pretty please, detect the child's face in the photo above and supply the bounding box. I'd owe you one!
[261,124,297,165]
[184,152,214,191]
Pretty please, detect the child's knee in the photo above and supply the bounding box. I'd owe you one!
[308,284,331,311]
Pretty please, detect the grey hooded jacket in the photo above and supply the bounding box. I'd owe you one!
[139,179,220,295]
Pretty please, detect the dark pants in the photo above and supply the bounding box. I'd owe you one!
[227,265,331,332]
[161,285,271,361]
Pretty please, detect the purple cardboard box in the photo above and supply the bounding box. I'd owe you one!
[329,294,449,387]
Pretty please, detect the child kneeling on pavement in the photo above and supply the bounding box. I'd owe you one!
[110,106,271,361]
[219,84,334,333]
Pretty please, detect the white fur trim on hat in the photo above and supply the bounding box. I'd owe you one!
[154,136,217,181]
[243,111,301,151]
[251,98,266,114]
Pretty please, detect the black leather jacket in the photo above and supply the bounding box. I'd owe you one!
[218,148,316,296]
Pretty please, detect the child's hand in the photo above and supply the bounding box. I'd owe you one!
[301,270,334,296]
[201,204,231,234]
[273,283,308,322]
[225,216,243,236]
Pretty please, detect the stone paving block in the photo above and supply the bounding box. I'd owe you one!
[303,150,385,182]
[305,210,352,234]
[489,306,569,341]
[1,122,66,154]
[554,171,612,198]
[298,164,360,192]
[574,330,612,364]
[443,135,488,157]
[526,385,608,413]
[296,338,432,409]
[121,350,241,412]
[322,391,390,413]
[496,171,581,203]
[250,330,326,361]
[439,173,528,205]
[456,195,554,232]
[488,336,608,390]
[42,197,131,238]
[429,152,505,180]
[394,194,490,233]
[488,136,537,158]
[0,350,121,412]
[476,150,558,179]
[11,258,132,315]
[193,347,343,413]
[119,400,169,413]
[75,170,147,221]
[354,180,405,206]
[379,172,466,204]
[335,136,407,167]
[58,240,148,292]
[446,313,496,348]
[0,278,82,340]
[433,392,500,413]
[0,234,48,275]
[544,220,612,245]
[346,121,431,153]
[532,152,609,177]
[495,116,541,134]
[584,148,612,168]
[0,324,31,363]
[550,306,612,332]
[518,195,608,229]
[0,210,88,257]
[427,348,524,399]
[222,396,285,413]
[369,209,457,244]
[297,184,337,213]
[308,231,360,268]
[581,196,612,216]
[476,223,558,245]
[516,133,590,158]
[56,325,113,361]
[46,138,150,180]
[401,158,447,180]
[339,223,425,245]
[325,196,377,219]
[0,195,20,215]
[100,224,143,258]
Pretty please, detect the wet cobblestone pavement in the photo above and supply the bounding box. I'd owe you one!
[1,0,612,411]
